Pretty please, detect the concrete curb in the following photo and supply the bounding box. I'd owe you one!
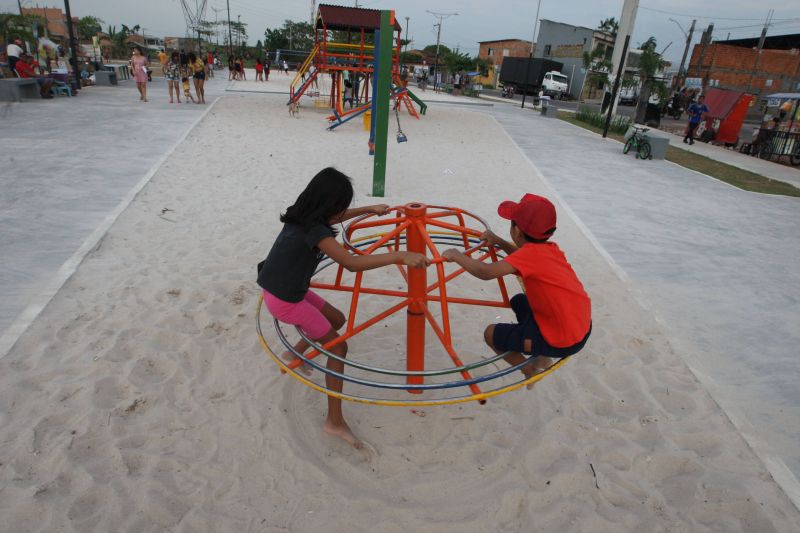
[0,96,223,360]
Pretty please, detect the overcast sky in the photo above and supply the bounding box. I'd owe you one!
[3,0,799,64]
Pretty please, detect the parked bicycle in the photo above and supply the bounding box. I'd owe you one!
[623,126,653,160]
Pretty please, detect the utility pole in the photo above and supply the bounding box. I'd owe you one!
[521,0,542,109]
[696,23,714,88]
[405,16,410,53]
[63,0,79,93]
[427,10,458,92]
[674,19,695,90]
[226,0,233,57]
[17,0,23,15]
[212,7,223,49]
[746,10,772,94]
[237,15,241,50]
[607,0,639,118]
[310,0,316,25]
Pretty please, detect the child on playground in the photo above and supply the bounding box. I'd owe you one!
[442,194,591,385]
[257,167,430,448]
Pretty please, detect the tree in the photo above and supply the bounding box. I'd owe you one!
[634,37,667,123]
[0,13,44,44]
[582,44,613,99]
[230,20,247,49]
[424,43,451,57]
[106,23,138,57]
[263,20,314,52]
[77,16,103,42]
[400,49,423,64]
[441,49,470,74]
[264,27,288,51]
[598,17,619,36]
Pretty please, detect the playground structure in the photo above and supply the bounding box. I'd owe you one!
[288,4,427,131]
[257,204,574,407]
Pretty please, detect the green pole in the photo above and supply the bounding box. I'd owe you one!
[372,10,394,197]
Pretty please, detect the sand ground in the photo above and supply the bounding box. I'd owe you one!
[0,89,799,532]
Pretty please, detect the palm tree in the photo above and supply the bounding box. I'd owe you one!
[77,16,104,42]
[598,17,619,36]
[634,37,667,123]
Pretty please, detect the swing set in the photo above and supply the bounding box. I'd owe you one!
[288,4,426,132]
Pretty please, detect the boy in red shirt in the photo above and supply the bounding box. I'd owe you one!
[443,194,591,383]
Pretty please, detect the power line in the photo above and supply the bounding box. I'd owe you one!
[715,18,800,31]
[639,4,799,22]
[427,10,458,91]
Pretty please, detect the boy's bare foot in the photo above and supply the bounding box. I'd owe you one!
[324,419,364,449]
[280,351,313,376]
[523,357,554,390]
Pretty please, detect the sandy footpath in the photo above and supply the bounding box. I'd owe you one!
[0,93,798,532]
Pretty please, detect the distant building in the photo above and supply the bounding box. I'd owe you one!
[535,19,670,100]
[534,19,615,99]
[478,39,532,67]
[164,37,198,53]
[687,34,800,95]
[127,34,165,53]
[21,7,78,45]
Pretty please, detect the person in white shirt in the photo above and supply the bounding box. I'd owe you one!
[7,39,24,75]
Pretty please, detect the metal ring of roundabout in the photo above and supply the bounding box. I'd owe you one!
[256,203,573,407]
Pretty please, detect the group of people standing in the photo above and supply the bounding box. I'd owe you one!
[254,58,271,81]
[228,56,290,82]
[134,47,212,104]
[228,56,249,81]
[159,49,208,104]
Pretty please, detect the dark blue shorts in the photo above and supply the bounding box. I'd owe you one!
[492,294,591,358]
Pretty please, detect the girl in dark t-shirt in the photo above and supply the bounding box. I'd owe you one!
[257,167,429,449]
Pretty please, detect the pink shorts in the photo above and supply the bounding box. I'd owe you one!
[262,289,331,339]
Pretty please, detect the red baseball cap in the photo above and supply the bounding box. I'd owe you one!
[497,193,556,240]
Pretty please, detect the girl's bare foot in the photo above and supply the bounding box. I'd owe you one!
[280,351,312,376]
[324,419,364,449]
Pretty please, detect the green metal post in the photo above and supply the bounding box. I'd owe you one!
[372,10,394,197]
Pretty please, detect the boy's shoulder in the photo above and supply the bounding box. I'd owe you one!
[509,241,561,256]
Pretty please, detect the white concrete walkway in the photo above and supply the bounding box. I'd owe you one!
[0,75,226,339]
[491,104,800,489]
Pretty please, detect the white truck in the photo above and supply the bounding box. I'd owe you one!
[540,71,569,99]
[499,58,569,98]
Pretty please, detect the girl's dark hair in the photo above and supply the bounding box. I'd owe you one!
[188,52,197,63]
[171,51,179,60]
[281,167,354,233]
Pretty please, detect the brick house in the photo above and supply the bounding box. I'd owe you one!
[687,34,800,96]
[478,39,533,67]
[20,7,78,45]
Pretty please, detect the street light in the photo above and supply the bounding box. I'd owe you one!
[521,0,543,109]
[405,16,410,53]
[668,18,687,38]
[669,17,696,89]
[426,10,458,92]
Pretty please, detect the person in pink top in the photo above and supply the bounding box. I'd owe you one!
[130,47,150,102]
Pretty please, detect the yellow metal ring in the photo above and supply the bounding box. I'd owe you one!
[256,295,571,407]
